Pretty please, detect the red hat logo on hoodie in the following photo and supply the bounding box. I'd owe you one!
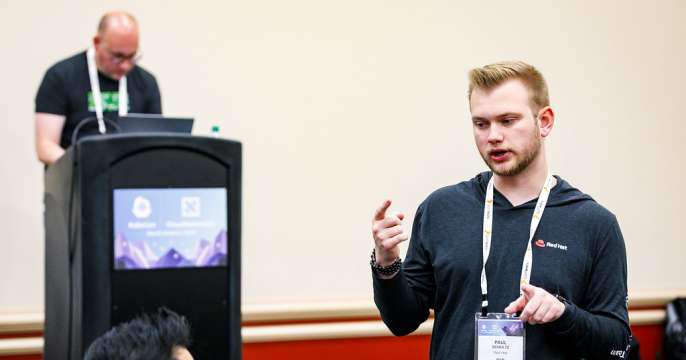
[535,239,546,248]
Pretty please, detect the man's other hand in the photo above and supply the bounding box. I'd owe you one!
[504,284,565,325]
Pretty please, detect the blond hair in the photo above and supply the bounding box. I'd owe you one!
[468,61,549,112]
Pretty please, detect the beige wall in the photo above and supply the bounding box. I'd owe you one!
[0,0,684,312]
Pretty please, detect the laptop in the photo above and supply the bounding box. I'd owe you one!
[117,113,194,134]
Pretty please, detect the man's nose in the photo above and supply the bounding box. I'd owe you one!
[119,61,134,74]
[487,126,504,143]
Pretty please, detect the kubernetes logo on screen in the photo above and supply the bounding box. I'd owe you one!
[132,196,152,219]
[181,196,201,218]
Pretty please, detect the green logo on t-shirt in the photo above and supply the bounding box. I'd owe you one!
[87,91,126,112]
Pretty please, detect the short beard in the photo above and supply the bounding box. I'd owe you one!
[482,131,542,177]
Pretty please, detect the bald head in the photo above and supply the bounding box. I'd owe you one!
[97,11,138,35]
[93,11,140,79]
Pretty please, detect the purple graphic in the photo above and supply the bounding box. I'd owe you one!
[113,188,228,270]
[478,318,525,337]
[114,230,227,269]
[502,322,525,336]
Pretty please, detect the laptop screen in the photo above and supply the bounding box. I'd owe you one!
[118,113,194,134]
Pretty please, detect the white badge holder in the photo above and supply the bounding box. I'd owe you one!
[474,313,525,360]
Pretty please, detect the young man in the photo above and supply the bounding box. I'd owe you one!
[34,11,161,165]
[84,307,193,360]
[371,61,630,359]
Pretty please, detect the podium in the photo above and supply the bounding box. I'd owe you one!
[43,134,242,360]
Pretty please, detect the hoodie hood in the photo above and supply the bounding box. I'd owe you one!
[473,171,594,208]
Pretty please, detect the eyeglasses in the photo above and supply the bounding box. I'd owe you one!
[102,45,143,64]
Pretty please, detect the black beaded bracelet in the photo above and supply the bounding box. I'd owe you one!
[370,249,402,276]
[554,293,570,304]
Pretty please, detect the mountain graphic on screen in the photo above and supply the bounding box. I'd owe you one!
[193,239,212,266]
[114,230,228,270]
[156,248,193,268]
[207,230,228,266]
[114,233,149,269]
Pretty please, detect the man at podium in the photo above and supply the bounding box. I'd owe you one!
[34,11,161,165]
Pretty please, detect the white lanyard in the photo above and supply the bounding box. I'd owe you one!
[480,172,555,314]
[86,47,128,134]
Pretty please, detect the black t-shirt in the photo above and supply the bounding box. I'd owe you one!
[35,51,162,149]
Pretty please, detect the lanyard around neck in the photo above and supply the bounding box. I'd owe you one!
[480,171,555,315]
[86,47,128,134]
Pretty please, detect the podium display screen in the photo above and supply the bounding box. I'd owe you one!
[113,188,228,270]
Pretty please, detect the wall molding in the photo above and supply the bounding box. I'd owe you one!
[244,319,433,343]
[629,310,666,326]
[0,308,671,355]
[242,300,378,323]
[1,289,682,335]
[0,337,42,356]
[628,289,686,308]
[243,290,686,323]
[0,310,667,355]
[0,313,43,334]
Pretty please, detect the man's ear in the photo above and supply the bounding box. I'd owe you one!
[537,106,555,138]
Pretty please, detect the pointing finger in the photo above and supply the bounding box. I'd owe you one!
[374,200,392,221]
[504,295,526,314]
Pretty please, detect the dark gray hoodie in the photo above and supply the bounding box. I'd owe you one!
[373,172,630,359]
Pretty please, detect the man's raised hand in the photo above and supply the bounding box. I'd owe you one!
[372,199,409,267]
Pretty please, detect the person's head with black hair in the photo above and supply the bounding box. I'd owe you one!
[84,307,193,360]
